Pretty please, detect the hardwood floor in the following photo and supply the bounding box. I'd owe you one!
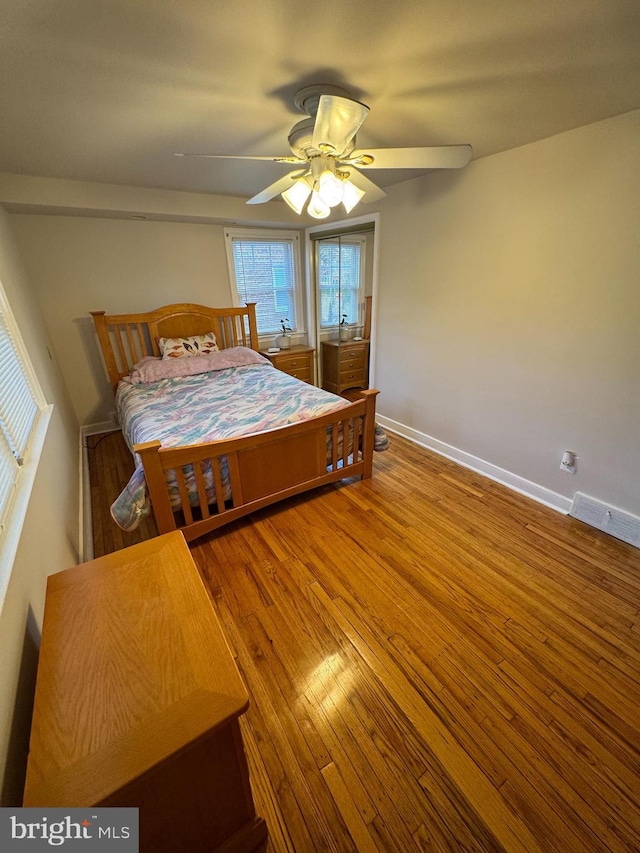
[87,431,158,555]
[90,431,640,852]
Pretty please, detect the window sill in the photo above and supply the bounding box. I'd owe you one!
[258,332,307,349]
[0,404,53,613]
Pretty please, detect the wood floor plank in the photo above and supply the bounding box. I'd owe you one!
[239,718,297,853]
[314,584,545,853]
[321,761,380,853]
[218,604,355,852]
[309,672,424,841]
[91,431,640,852]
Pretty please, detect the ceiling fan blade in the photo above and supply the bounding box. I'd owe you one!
[348,145,473,170]
[342,168,387,203]
[312,95,369,156]
[175,152,303,164]
[246,168,308,205]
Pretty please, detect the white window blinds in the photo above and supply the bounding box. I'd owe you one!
[227,233,300,335]
[318,241,363,329]
[0,309,39,528]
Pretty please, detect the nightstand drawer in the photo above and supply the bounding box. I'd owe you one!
[339,354,366,372]
[260,345,315,384]
[287,366,312,383]
[339,367,367,388]
[276,352,312,372]
[339,344,367,364]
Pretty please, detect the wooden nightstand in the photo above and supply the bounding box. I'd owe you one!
[260,345,315,384]
[321,339,370,395]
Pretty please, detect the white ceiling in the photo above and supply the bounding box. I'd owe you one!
[1,0,639,204]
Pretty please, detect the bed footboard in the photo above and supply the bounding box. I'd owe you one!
[135,389,378,542]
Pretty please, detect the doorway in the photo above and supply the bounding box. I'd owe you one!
[305,214,379,396]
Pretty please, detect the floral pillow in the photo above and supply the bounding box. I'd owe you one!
[158,332,220,359]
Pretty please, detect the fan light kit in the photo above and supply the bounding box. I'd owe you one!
[177,84,473,218]
[281,154,365,218]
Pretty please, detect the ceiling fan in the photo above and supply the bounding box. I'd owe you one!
[176,85,472,219]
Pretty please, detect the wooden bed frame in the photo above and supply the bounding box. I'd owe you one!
[91,303,378,542]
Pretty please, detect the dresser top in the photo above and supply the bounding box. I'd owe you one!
[24,531,247,806]
[321,338,369,350]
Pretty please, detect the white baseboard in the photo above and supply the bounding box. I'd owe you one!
[376,414,572,515]
[79,436,93,563]
[81,418,118,438]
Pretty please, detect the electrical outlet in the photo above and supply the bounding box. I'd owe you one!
[560,450,577,474]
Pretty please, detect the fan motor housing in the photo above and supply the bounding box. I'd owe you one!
[287,118,318,158]
[288,117,356,161]
[293,84,352,117]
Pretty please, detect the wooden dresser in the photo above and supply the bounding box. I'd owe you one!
[321,339,370,395]
[23,531,267,853]
[260,345,315,383]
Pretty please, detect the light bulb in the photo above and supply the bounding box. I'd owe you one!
[307,191,331,219]
[341,179,365,213]
[282,179,311,214]
[318,170,344,207]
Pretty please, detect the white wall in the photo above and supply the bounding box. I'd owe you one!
[9,217,237,425]
[0,207,80,804]
[10,217,306,426]
[375,109,640,516]
[0,172,303,228]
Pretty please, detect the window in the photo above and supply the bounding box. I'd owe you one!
[225,229,303,336]
[0,281,49,599]
[317,240,364,329]
[0,315,39,528]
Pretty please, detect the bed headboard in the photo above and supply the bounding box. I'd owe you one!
[90,302,259,393]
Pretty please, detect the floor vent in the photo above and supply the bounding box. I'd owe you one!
[570,492,640,548]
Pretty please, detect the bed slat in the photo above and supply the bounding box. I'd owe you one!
[342,420,350,470]
[353,414,361,463]
[331,422,340,471]
[193,461,211,520]
[227,454,244,507]
[113,327,129,375]
[125,325,137,366]
[175,467,193,526]
[136,324,147,359]
[211,457,226,515]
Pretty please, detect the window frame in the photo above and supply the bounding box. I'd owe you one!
[316,237,366,332]
[224,228,305,341]
[0,280,52,608]
[304,211,380,384]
